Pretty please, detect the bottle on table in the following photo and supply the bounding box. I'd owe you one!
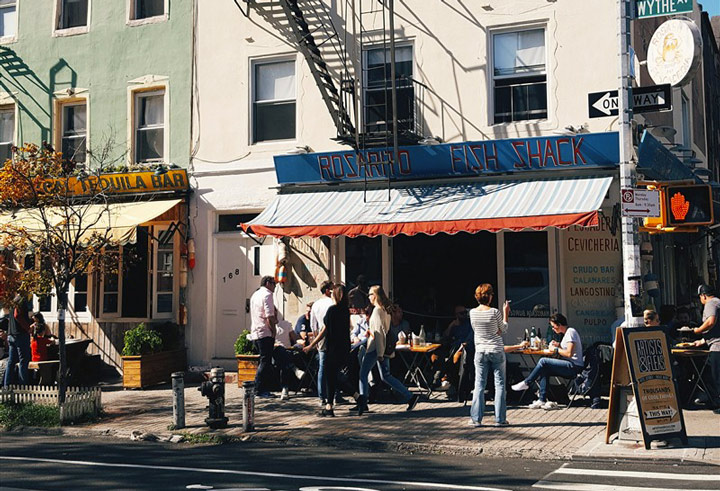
[419,325,426,346]
[530,326,538,349]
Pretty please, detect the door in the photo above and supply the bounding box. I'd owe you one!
[213,235,275,359]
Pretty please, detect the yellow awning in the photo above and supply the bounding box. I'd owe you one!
[0,199,182,245]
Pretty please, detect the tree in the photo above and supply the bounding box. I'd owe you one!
[0,143,120,412]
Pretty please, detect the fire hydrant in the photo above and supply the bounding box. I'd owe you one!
[198,367,229,429]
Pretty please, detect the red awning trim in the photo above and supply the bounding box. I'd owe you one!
[243,211,599,238]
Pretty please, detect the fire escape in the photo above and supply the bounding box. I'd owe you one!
[237,0,425,197]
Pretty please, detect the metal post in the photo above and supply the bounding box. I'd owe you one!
[242,380,255,432]
[388,0,398,201]
[618,0,643,328]
[172,371,185,429]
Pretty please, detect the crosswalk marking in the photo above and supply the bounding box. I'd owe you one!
[552,466,719,481]
[532,481,681,491]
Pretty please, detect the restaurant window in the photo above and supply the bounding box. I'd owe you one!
[153,226,174,318]
[72,275,88,312]
[0,0,16,40]
[363,45,413,134]
[492,28,547,124]
[60,102,87,164]
[130,0,165,20]
[101,247,120,316]
[56,0,89,30]
[252,59,296,143]
[505,231,550,318]
[0,106,14,163]
[134,90,165,163]
[345,236,382,298]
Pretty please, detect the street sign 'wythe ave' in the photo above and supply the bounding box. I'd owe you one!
[588,84,672,118]
[635,0,693,19]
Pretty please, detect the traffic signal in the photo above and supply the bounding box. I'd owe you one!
[664,184,713,226]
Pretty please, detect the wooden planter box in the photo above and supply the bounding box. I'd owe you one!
[122,349,186,388]
[236,354,260,387]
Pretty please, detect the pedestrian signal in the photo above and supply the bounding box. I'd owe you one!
[664,184,713,226]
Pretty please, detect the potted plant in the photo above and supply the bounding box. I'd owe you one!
[121,323,186,388]
[235,329,259,387]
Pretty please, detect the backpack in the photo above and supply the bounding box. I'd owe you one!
[570,342,613,397]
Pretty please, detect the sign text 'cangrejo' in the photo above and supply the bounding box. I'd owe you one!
[36,169,189,197]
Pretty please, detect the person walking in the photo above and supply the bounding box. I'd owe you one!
[249,276,278,398]
[309,280,334,406]
[511,313,583,410]
[304,284,351,416]
[355,285,419,415]
[3,295,32,387]
[468,284,510,427]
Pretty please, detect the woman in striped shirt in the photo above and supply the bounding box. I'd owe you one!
[469,283,510,427]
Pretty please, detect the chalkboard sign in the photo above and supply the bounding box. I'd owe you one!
[606,327,687,449]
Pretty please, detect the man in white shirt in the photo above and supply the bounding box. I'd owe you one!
[250,275,277,398]
[309,280,334,405]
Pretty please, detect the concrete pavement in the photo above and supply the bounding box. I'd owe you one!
[57,381,720,465]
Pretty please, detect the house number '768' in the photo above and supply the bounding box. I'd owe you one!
[222,268,240,282]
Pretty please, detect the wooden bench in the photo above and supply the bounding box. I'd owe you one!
[28,360,60,386]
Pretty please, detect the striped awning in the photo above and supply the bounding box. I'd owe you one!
[243,176,613,238]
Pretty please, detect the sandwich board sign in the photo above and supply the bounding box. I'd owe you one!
[606,327,687,449]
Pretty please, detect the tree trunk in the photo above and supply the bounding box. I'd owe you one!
[57,289,68,409]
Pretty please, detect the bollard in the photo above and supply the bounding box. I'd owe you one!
[242,380,255,432]
[172,371,185,429]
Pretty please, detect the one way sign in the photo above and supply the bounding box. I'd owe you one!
[588,84,672,118]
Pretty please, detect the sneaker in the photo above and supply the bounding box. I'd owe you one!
[541,401,559,410]
[280,387,289,400]
[468,419,482,428]
[494,421,510,427]
[528,399,545,409]
[294,367,306,380]
[590,397,602,409]
[438,380,451,391]
[511,381,529,391]
[257,392,276,399]
[407,394,420,411]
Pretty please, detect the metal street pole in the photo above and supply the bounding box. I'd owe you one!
[619,0,643,328]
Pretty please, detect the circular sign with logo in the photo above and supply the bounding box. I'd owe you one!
[647,19,702,87]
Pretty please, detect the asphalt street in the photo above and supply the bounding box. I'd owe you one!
[0,434,718,490]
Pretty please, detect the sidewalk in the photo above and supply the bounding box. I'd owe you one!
[56,382,720,465]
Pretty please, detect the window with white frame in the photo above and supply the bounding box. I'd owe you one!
[60,102,87,164]
[492,28,547,124]
[363,45,413,134]
[252,59,296,143]
[57,0,89,30]
[0,106,13,162]
[0,0,16,39]
[134,90,164,163]
[153,226,175,317]
[131,0,165,21]
[22,254,89,315]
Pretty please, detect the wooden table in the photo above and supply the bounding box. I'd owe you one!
[671,348,710,406]
[395,343,442,397]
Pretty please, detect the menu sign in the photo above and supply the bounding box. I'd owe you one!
[563,211,622,344]
[624,328,686,444]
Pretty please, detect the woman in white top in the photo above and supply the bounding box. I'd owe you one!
[469,283,510,427]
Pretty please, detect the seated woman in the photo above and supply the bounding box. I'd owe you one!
[30,312,55,362]
[511,313,583,410]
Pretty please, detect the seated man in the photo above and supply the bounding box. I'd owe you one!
[294,302,313,340]
[511,313,584,410]
[273,317,306,400]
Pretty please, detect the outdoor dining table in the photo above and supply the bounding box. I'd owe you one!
[395,343,442,397]
[671,347,711,406]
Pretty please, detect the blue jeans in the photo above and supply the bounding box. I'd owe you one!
[4,332,31,387]
[378,357,412,403]
[525,357,581,402]
[470,350,506,424]
[358,349,377,398]
[317,350,327,403]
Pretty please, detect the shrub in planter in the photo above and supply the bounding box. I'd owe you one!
[121,323,185,388]
[122,323,162,356]
[235,330,259,386]
[234,330,257,355]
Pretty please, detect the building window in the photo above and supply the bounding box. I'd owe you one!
[252,59,296,143]
[134,90,164,163]
[60,102,87,164]
[492,28,547,124]
[153,226,174,317]
[57,0,89,30]
[0,106,13,162]
[0,0,16,39]
[218,213,258,233]
[131,0,165,21]
[505,231,550,318]
[363,45,413,134]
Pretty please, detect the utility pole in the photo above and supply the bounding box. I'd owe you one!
[619,0,643,328]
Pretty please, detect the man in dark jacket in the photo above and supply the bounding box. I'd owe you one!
[3,295,32,387]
